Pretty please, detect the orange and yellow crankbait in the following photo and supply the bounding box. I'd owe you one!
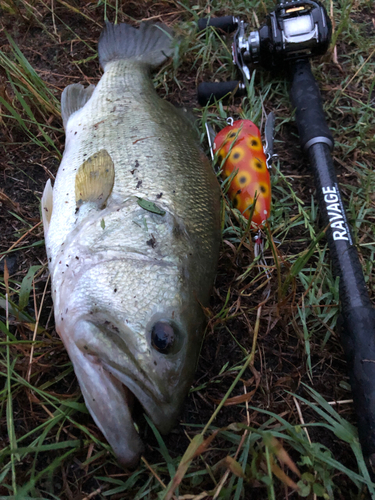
[213,119,271,228]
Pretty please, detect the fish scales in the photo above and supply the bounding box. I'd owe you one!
[43,23,221,466]
[49,61,217,261]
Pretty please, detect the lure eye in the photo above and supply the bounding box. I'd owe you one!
[151,321,176,354]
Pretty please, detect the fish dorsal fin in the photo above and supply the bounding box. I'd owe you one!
[41,179,53,236]
[61,83,95,129]
[75,149,115,209]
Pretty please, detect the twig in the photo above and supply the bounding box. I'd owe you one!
[82,487,103,500]
[202,305,261,434]
[0,221,43,264]
[342,46,375,93]
[27,274,50,382]
[328,399,353,405]
[330,0,339,65]
[293,396,317,500]
[51,0,59,38]
[213,384,251,500]
[141,456,167,489]
[212,308,261,499]
[293,396,312,445]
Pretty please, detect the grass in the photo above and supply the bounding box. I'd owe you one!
[0,0,375,498]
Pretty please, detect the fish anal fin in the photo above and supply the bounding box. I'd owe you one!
[75,149,115,209]
[41,179,53,236]
[61,83,95,129]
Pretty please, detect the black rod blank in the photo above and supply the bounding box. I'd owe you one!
[290,58,375,468]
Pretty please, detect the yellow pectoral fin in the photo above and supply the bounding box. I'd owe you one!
[75,149,115,209]
[41,178,53,236]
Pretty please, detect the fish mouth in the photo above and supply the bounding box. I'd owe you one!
[117,383,146,465]
[107,380,146,468]
[63,324,185,467]
[101,356,185,430]
[90,360,183,467]
[73,351,147,468]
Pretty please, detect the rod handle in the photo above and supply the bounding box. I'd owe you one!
[197,16,238,33]
[289,59,333,151]
[197,81,245,106]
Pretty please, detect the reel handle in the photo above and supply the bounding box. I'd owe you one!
[197,81,245,106]
[197,16,238,33]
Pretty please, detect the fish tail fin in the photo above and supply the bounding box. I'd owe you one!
[98,21,173,71]
[61,83,95,129]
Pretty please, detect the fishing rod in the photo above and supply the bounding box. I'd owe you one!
[198,0,375,471]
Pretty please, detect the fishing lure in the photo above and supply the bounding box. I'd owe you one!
[213,119,271,228]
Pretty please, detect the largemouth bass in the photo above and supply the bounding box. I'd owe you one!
[42,22,221,466]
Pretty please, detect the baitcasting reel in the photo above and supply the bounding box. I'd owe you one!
[198,0,332,105]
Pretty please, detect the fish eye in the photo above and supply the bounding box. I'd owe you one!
[151,321,176,354]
